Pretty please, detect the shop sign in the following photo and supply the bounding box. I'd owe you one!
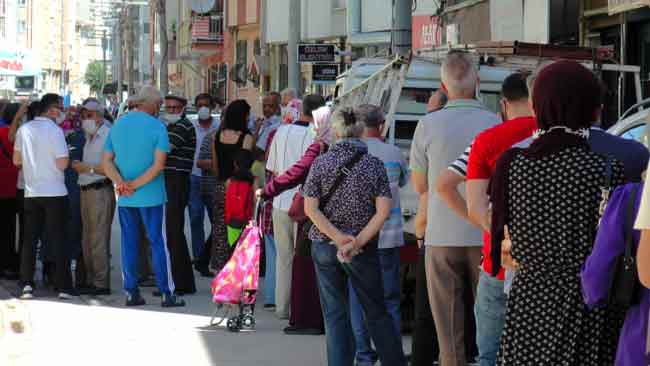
[312,64,339,84]
[412,15,442,50]
[0,49,41,76]
[298,44,336,63]
[609,0,650,14]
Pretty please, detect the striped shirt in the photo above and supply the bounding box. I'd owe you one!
[448,143,472,177]
[365,138,409,249]
[165,117,197,173]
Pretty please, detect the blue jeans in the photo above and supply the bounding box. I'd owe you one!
[348,247,401,366]
[312,241,406,366]
[474,270,507,366]
[189,175,209,259]
[118,205,174,296]
[263,234,277,305]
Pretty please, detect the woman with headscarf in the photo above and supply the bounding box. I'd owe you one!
[258,105,332,334]
[489,60,625,365]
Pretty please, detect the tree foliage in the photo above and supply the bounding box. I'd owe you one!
[84,61,105,93]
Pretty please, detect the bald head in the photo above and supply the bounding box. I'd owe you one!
[441,52,478,99]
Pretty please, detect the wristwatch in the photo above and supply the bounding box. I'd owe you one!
[89,166,95,175]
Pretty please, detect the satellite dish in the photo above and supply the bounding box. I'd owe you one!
[191,0,215,14]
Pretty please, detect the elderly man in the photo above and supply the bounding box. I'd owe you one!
[410,52,500,366]
[347,104,409,366]
[72,99,116,296]
[280,88,301,124]
[14,93,76,300]
[189,93,220,263]
[102,86,185,307]
[159,95,197,295]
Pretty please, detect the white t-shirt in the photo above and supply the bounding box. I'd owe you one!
[14,117,69,197]
[266,122,315,211]
[78,123,110,186]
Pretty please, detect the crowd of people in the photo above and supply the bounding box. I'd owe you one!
[2,51,650,366]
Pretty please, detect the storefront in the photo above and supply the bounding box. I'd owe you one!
[0,48,41,101]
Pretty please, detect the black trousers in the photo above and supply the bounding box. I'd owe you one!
[411,248,440,366]
[21,196,72,290]
[165,171,196,293]
[0,197,18,273]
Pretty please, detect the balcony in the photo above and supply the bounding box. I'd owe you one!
[191,15,224,44]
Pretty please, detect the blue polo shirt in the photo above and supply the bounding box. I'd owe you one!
[104,111,170,207]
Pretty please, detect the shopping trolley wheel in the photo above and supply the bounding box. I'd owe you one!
[241,314,255,329]
[227,316,241,332]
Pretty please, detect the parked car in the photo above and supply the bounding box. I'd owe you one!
[607,99,650,146]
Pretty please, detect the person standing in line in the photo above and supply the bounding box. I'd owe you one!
[160,95,197,295]
[102,86,185,308]
[189,93,220,262]
[302,107,406,366]
[266,94,322,320]
[210,100,255,272]
[72,100,116,296]
[410,52,500,366]
[490,61,625,365]
[346,104,409,366]
[463,73,537,366]
[13,93,77,300]
[0,103,21,279]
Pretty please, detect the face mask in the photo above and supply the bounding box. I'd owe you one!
[82,119,97,135]
[198,106,211,120]
[161,113,181,125]
[55,111,65,125]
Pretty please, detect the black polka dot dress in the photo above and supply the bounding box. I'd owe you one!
[497,146,625,366]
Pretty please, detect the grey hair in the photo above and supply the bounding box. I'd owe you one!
[331,107,365,139]
[281,88,297,99]
[130,85,162,106]
[354,104,385,128]
[441,52,477,97]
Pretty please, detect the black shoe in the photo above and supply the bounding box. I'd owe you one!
[283,326,324,335]
[93,288,111,296]
[263,304,276,310]
[161,293,185,308]
[194,265,214,278]
[77,286,96,295]
[152,290,162,297]
[58,289,80,300]
[126,293,146,307]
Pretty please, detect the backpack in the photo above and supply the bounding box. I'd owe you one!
[225,179,254,229]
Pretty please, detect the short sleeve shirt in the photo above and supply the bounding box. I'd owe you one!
[635,166,650,230]
[79,123,111,186]
[104,111,170,207]
[15,117,69,197]
[409,99,500,247]
[302,140,392,242]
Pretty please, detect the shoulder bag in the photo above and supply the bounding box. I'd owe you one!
[608,184,642,309]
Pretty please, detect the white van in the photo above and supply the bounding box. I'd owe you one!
[334,57,514,231]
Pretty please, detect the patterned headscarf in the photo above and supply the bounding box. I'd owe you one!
[312,106,333,145]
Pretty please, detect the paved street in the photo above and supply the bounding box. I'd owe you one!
[0,213,411,366]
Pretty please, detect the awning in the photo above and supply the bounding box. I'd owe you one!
[0,49,41,76]
[609,0,650,14]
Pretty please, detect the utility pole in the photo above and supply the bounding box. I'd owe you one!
[155,0,169,95]
[116,5,124,103]
[287,0,300,93]
[60,0,65,94]
[102,30,108,98]
[391,0,412,58]
[126,5,135,96]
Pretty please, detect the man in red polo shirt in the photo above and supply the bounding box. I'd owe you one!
[466,73,536,366]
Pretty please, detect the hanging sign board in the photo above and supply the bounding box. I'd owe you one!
[298,44,336,63]
[312,64,339,84]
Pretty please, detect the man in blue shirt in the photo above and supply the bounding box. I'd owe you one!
[102,86,185,307]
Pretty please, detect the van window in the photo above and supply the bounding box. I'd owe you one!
[398,88,434,115]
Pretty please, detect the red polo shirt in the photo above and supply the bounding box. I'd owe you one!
[467,116,537,279]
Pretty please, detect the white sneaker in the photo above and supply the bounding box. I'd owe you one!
[58,291,79,300]
[20,285,34,300]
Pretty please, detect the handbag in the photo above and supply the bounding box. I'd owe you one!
[608,185,642,309]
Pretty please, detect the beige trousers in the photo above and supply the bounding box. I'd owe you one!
[273,208,295,319]
[425,246,481,366]
[80,185,116,289]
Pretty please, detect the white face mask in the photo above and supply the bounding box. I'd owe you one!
[161,113,181,125]
[198,106,211,120]
[82,119,98,135]
[55,111,65,125]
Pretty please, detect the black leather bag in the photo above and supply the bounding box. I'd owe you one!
[608,185,642,309]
